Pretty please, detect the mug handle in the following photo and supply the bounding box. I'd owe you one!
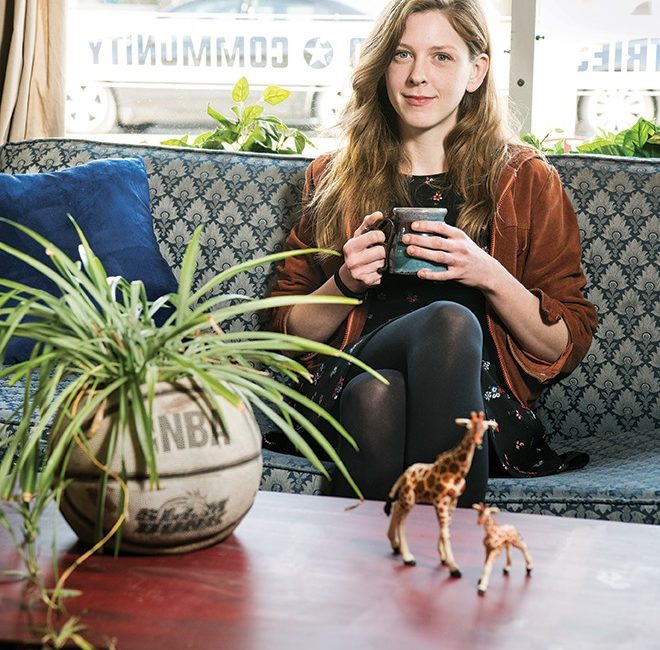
[366,217,396,273]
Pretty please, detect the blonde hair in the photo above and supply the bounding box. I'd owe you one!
[310,0,521,252]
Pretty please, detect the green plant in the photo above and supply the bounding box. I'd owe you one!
[520,129,570,154]
[0,218,380,645]
[161,77,314,154]
[522,117,660,157]
[572,117,659,157]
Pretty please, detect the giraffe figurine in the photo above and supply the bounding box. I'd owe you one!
[384,411,497,577]
[473,503,533,595]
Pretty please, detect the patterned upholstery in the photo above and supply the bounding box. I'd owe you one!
[1,139,658,524]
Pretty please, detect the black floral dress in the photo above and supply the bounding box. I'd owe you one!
[292,174,588,479]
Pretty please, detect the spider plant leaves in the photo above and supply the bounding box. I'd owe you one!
[175,222,202,323]
[0,218,382,515]
[190,246,340,304]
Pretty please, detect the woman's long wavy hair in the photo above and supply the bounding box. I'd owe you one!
[310,0,520,252]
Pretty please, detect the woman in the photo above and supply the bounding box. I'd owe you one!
[269,0,598,504]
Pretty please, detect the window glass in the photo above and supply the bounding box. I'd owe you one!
[248,0,365,15]
[65,0,658,147]
[170,1,245,12]
[63,0,511,149]
[530,0,659,140]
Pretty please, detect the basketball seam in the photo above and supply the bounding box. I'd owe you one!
[65,451,262,481]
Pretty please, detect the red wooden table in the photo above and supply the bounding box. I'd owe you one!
[1,491,659,649]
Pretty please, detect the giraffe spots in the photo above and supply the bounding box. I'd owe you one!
[447,462,460,475]
[442,472,457,486]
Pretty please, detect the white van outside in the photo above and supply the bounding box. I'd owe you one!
[66,4,375,133]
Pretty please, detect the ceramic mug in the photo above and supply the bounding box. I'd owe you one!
[371,207,448,274]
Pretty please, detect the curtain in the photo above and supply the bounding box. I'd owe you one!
[0,0,66,144]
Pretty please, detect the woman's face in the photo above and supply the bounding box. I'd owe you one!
[385,10,488,141]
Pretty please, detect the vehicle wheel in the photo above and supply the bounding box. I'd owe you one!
[578,91,657,134]
[66,84,118,134]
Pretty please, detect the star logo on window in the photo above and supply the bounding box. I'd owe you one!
[304,38,334,69]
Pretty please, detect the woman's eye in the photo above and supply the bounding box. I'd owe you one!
[393,51,411,60]
[435,53,451,62]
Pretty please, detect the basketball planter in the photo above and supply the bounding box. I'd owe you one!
[0,221,373,645]
[58,380,263,554]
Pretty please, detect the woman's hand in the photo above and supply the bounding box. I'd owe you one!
[404,220,570,361]
[402,220,498,291]
[339,211,389,292]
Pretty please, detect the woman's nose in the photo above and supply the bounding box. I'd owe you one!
[408,60,428,85]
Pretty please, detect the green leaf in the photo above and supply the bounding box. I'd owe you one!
[160,136,191,147]
[263,86,290,105]
[190,247,340,303]
[232,76,250,103]
[238,124,263,152]
[207,104,232,125]
[521,133,543,149]
[619,116,655,150]
[192,130,214,147]
[160,77,310,155]
[196,137,229,151]
[242,104,264,125]
[176,225,203,323]
[294,131,308,154]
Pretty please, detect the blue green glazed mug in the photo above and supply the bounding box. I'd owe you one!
[376,207,448,275]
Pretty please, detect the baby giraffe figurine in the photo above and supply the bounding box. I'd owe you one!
[473,503,533,595]
[384,411,497,577]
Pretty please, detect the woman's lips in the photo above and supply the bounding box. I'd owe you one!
[404,95,435,106]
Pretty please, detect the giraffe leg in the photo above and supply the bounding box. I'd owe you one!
[434,505,448,564]
[441,528,461,578]
[395,507,416,566]
[478,549,500,595]
[435,513,448,565]
[503,544,512,575]
[387,502,401,554]
[513,539,533,575]
[436,502,461,578]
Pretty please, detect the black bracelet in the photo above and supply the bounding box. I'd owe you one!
[334,270,367,300]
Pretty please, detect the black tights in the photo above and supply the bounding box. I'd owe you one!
[332,301,488,506]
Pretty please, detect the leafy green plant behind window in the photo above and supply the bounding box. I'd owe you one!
[162,77,314,155]
[522,117,660,158]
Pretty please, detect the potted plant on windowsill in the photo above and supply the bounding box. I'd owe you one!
[161,77,315,154]
[0,218,377,642]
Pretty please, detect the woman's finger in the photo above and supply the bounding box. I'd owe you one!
[406,245,451,265]
[346,243,387,268]
[403,233,452,251]
[411,220,459,236]
[354,211,385,237]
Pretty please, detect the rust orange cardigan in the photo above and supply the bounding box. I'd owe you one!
[269,148,598,408]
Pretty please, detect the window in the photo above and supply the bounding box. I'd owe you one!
[66,0,658,146]
[514,0,659,139]
[65,0,379,143]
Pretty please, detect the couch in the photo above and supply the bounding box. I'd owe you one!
[1,138,658,524]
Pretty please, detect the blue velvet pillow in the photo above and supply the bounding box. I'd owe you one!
[0,157,178,362]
